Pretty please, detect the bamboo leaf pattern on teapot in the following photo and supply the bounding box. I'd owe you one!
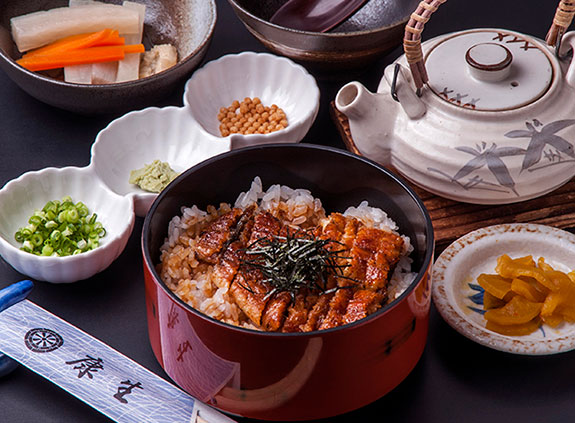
[427,119,575,196]
[505,119,575,171]
[452,143,525,195]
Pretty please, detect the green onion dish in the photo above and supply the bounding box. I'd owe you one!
[14,196,106,257]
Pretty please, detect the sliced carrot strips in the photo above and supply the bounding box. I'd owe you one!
[95,31,125,47]
[17,44,145,72]
[22,29,123,58]
[122,44,145,54]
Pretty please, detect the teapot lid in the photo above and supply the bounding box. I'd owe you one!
[425,29,553,111]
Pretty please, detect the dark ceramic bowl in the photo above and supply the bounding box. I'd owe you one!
[226,0,420,72]
[142,144,435,420]
[0,0,216,114]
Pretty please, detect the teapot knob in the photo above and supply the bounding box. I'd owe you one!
[465,43,513,82]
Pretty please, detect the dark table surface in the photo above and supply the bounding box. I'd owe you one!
[2,1,575,422]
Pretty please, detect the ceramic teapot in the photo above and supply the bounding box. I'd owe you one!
[335,0,575,204]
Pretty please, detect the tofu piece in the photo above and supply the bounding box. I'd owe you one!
[139,44,178,78]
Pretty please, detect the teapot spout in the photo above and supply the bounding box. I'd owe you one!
[335,81,394,165]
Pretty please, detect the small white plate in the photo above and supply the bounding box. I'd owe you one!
[432,223,575,355]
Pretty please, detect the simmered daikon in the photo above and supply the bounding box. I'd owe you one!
[11,4,140,52]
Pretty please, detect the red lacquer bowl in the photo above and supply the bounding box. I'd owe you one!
[142,144,434,420]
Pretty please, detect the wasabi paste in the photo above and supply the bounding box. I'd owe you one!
[129,160,178,193]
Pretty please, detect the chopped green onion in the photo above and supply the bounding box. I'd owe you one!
[30,233,43,247]
[19,228,33,239]
[76,202,89,217]
[41,244,54,256]
[14,196,106,257]
[29,215,43,226]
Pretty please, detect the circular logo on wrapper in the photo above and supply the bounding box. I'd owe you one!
[24,328,64,353]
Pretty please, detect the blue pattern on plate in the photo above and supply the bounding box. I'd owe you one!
[467,283,485,312]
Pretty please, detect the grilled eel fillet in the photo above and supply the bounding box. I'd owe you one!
[194,208,404,332]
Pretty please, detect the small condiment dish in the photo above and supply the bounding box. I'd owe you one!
[183,51,320,148]
[0,166,134,283]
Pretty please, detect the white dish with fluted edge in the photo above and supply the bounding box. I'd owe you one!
[432,223,575,355]
[183,51,320,148]
[92,51,320,216]
[0,167,135,283]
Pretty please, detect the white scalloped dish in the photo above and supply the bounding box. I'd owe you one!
[432,223,575,355]
[0,167,134,283]
[183,51,320,148]
[93,51,320,216]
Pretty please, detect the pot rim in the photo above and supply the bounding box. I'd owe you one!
[142,143,435,337]
[226,0,412,38]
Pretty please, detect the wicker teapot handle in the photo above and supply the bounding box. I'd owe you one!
[404,0,575,90]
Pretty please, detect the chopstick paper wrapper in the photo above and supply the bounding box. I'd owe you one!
[0,280,236,423]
